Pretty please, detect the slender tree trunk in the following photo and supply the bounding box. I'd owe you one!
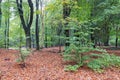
[102,17,109,46]
[90,32,96,48]
[50,26,53,47]
[115,26,118,48]
[45,27,47,48]
[104,26,109,46]
[59,23,62,52]
[63,0,71,47]
[31,33,35,48]
[4,17,9,49]
[19,24,22,50]
[39,0,45,48]
[4,0,10,49]
[64,29,69,46]
[90,4,96,48]
[0,0,2,28]
[115,37,118,48]
[7,17,9,49]
[35,0,40,50]
[7,0,10,49]
[4,21,7,48]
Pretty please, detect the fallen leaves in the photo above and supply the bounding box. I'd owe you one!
[0,47,119,80]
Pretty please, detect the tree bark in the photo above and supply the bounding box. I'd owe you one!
[63,0,71,47]
[4,19,9,49]
[115,37,118,48]
[40,0,45,48]
[4,0,10,49]
[7,16,9,49]
[16,0,34,48]
[25,28,31,48]
[103,26,109,46]
[57,23,62,52]
[0,0,2,28]
[115,26,118,48]
[35,0,40,50]
[45,27,47,48]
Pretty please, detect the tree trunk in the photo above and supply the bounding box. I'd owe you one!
[57,23,62,52]
[40,0,45,48]
[103,27,109,46]
[7,17,9,49]
[0,0,2,28]
[31,33,35,48]
[35,0,40,50]
[115,26,119,48]
[45,27,47,48]
[115,37,118,48]
[4,21,7,48]
[90,33,96,48]
[19,25,22,50]
[104,39,109,46]
[25,28,31,48]
[4,0,10,49]
[64,29,69,46]
[16,0,34,49]
[63,1,71,47]
[104,33,109,46]
[4,16,9,49]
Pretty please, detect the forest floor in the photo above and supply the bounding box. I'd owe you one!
[0,47,120,80]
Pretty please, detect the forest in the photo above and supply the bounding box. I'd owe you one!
[0,0,120,80]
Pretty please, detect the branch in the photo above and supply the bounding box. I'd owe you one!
[28,0,34,28]
[16,0,27,30]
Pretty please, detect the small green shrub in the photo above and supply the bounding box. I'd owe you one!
[64,65,79,72]
[16,50,30,61]
[63,44,83,65]
[63,44,120,73]
[87,53,120,72]
[63,44,95,71]
[16,49,30,68]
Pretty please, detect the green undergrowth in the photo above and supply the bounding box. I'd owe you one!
[16,50,30,62]
[63,44,120,73]
[87,53,120,73]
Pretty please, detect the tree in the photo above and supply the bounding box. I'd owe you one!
[4,0,10,49]
[35,0,40,50]
[63,0,71,47]
[40,0,45,48]
[16,0,34,48]
[0,0,2,28]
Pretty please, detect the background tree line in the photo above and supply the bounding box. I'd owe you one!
[0,0,120,50]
